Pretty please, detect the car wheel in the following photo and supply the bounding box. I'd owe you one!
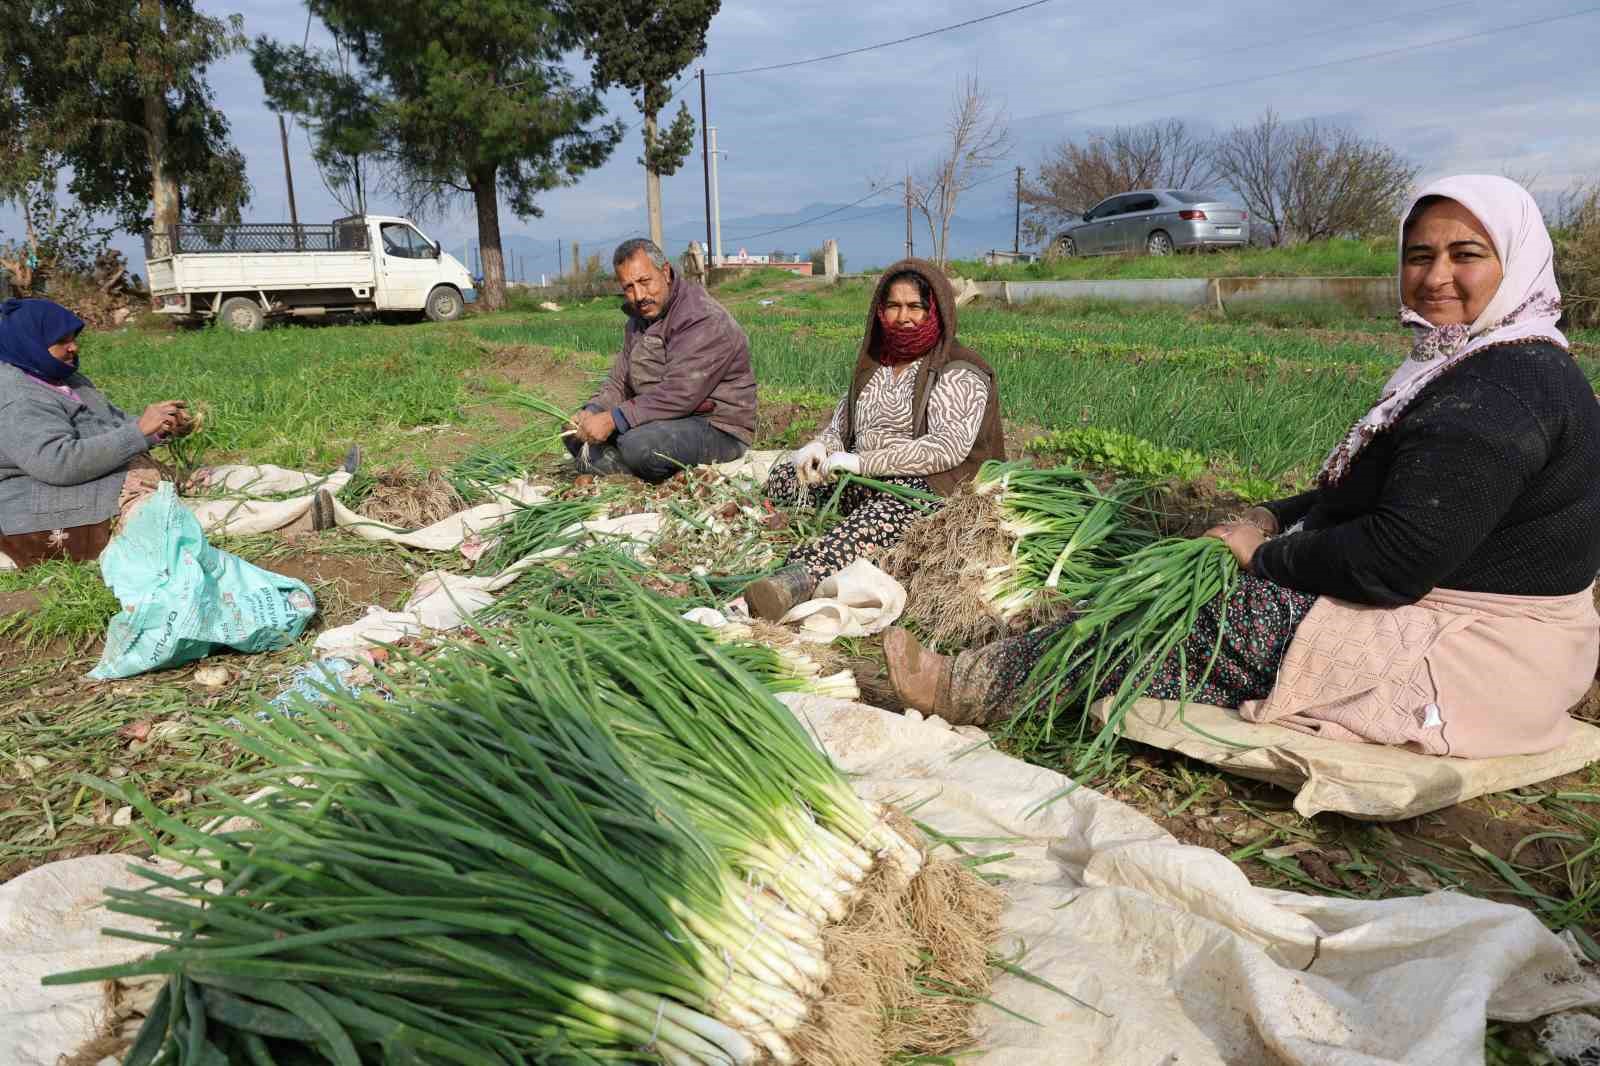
[218,296,265,332]
[1046,235,1076,261]
[425,285,464,322]
[1146,231,1174,256]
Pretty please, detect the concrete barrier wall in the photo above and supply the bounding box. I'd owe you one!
[1213,276,1393,314]
[992,275,1393,313]
[1004,278,1213,307]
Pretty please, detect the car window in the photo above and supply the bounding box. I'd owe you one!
[1123,195,1159,213]
[1088,197,1122,221]
[380,223,418,258]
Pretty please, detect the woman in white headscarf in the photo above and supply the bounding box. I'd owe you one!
[885,175,1600,759]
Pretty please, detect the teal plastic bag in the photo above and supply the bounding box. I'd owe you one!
[90,483,316,679]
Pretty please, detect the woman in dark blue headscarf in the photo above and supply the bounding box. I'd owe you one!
[0,298,192,568]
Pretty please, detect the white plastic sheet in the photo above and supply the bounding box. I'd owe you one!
[184,468,352,537]
[313,512,663,653]
[778,557,907,643]
[781,694,1600,1066]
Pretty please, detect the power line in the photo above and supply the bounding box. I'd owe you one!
[708,0,1055,77]
[1047,0,1474,96]
[874,4,1600,147]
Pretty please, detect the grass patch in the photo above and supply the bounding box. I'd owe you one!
[950,238,1396,281]
[0,559,119,650]
[80,318,484,470]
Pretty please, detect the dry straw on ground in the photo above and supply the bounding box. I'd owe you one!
[356,466,465,528]
[793,814,1004,1066]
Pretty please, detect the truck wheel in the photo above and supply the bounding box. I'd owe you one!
[218,296,266,332]
[425,286,464,322]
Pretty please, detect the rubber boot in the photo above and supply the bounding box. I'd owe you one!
[743,563,817,622]
[883,627,994,726]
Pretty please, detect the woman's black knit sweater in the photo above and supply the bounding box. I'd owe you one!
[1252,340,1600,607]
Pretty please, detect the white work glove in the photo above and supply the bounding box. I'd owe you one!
[792,440,828,486]
[825,451,862,477]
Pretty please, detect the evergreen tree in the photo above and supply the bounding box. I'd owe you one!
[573,0,719,251]
[0,0,251,236]
[262,0,621,311]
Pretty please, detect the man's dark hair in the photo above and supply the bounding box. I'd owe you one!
[613,238,668,271]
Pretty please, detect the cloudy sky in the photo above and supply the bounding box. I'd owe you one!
[7,0,1599,272]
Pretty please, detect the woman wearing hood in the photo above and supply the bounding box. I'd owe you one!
[0,298,192,568]
[743,259,1005,621]
[887,176,1600,759]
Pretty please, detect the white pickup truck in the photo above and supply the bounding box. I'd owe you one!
[145,214,477,331]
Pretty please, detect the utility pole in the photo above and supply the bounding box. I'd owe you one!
[277,114,301,250]
[556,239,562,278]
[709,127,723,267]
[1014,166,1023,255]
[699,69,713,269]
[904,172,913,261]
[571,240,580,280]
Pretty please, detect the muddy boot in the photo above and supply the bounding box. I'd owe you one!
[884,627,996,726]
[744,563,816,622]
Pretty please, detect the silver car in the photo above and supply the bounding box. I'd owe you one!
[1048,189,1249,257]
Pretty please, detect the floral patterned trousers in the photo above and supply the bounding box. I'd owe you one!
[764,461,939,584]
[958,572,1318,723]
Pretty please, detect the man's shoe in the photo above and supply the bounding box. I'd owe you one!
[341,444,362,475]
[312,488,336,532]
[743,563,817,622]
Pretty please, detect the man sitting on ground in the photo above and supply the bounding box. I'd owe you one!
[566,238,755,482]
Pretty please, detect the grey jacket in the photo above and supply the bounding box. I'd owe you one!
[586,276,758,444]
[0,362,153,535]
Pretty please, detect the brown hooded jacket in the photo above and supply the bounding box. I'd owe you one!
[844,258,1005,495]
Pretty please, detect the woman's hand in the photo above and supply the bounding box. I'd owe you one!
[138,400,188,438]
[792,440,828,486]
[1238,505,1279,535]
[825,452,862,478]
[1205,522,1266,572]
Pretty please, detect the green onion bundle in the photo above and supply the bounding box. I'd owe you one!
[701,623,861,702]
[50,596,921,1064]
[473,495,611,574]
[973,461,1152,621]
[447,392,575,504]
[1022,535,1240,776]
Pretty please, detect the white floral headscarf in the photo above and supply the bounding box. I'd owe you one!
[1316,175,1567,487]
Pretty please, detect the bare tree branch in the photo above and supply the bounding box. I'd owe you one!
[1019,119,1217,244]
[911,75,1010,266]
[1211,109,1417,246]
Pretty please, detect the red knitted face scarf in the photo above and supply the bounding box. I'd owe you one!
[876,300,941,365]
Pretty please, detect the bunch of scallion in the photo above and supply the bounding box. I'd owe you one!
[446,392,576,504]
[703,623,861,701]
[1021,534,1240,777]
[973,461,1152,621]
[50,595,920,1065]
[473,495,611,574]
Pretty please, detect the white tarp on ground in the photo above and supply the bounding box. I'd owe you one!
[184,467,352,537]
[777,557,907,643]
[7,695,1597,1066]
[1097,697,1600,821]
[329,477,550,553]
[313,512,663,653]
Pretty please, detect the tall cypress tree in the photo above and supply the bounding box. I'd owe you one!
[572,0,720,252]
